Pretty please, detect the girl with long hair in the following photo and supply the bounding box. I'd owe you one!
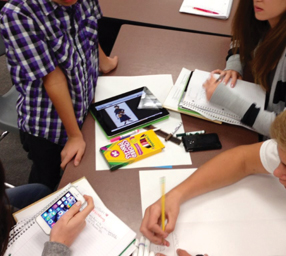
[203,0,286,138]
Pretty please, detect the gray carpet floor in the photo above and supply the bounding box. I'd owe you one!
[0,55,31,186]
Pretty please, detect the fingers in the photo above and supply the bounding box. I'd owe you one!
[73,147,85,167]
[60,153,71,169]
[140,207,168,245]
[273,166,286,187]
[211,70,242,88]
[279,177,286,187]
[60,136,86,169]
[60,195,94,223]
[226,70,240,87]
[177,249,192,256]
[203,74,219,101]
[223,70,241,87]
[164,215,176,235]
[211,69,223,75]
[60,147,85,169]
[62,200,82,220]
[78,195,94,219]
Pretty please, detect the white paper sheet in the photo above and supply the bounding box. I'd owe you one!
[94,75,192,171]
[179,0,233,19]
[139,169,286,256]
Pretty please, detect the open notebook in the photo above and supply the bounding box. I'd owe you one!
[163,68,221,124]
[6,177,136,256]
[179,0,233,19]
[178,69,265,128]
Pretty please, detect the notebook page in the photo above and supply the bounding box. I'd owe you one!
[72,178,136,255]
[163,68,190,111]
[71,209,136,256]
[4,221,48,256]
[181,69,265,119]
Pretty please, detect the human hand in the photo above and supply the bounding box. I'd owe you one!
[99,56,119,74]
[140,191,181,245]
[273,149,286,188]
[203,75,220,101]
[177,249,208,256]
[60,134,86,169]
[50,195,94,247]
[155,249,208,256]
[212,69,242,88]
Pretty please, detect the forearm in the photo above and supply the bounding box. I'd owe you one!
[43,66,81,138]
[211,84,275,136]
[225,53,244,77]
[170,143,267,205]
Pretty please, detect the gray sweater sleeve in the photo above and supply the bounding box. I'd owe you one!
[225,54,244,76]
[42,242,71,256]
[210,84,276,137]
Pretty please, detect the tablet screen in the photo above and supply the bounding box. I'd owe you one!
[89,87,169,138]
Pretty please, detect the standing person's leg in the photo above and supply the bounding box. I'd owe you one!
[6,183,51,210]
[20,131,63,191]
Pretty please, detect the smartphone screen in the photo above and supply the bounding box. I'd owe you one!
[40,192,78,228]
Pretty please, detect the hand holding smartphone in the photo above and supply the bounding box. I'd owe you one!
[50,195,94,247]
[36,186,86,235]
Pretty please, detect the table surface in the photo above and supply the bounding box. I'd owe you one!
[100,0,238,36]
[59,25,259,236]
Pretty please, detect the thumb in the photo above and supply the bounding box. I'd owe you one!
[60,154,70,169]
[74,149,84,167]
[177,249,191,256]
[63,201,82,219]
[165,213,178,234]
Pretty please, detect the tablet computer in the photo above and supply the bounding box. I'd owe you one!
[89,87,169,138]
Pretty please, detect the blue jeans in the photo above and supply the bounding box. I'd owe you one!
[6,183,51,210]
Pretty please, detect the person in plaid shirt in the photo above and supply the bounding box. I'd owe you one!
[0,0,118,190]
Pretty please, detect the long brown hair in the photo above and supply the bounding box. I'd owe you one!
[0,160,13,256]
[231,0,286,90]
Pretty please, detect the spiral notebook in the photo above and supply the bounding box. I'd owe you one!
[178,69,266,128]
[5,177,136,256]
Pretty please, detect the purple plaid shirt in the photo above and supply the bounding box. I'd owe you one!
[0,0,101,145]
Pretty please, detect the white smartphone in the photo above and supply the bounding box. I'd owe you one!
[36,186,86,235]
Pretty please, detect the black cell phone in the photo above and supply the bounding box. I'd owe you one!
[182,133,222,152]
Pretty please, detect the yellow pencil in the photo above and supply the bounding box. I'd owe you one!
[161,176,166,231]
